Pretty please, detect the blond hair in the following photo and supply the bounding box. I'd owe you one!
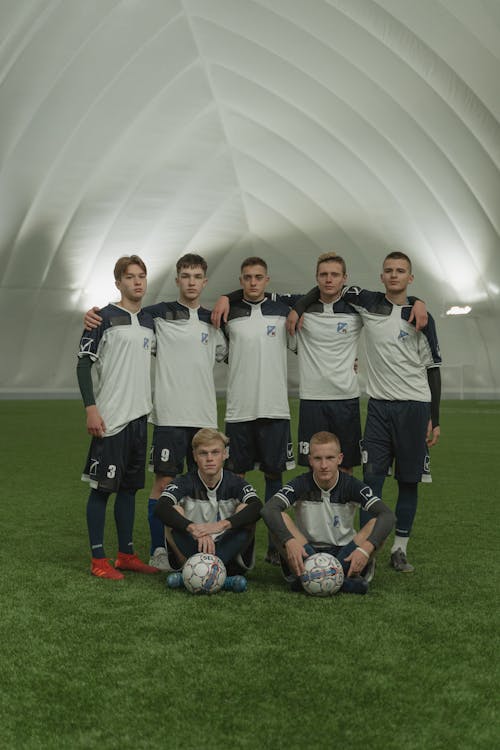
[192,428,229,452]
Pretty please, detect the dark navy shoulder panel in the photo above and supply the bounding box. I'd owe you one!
[138,308,155,332]
[228,300,251,321]
[197,306,213,326]
[343,288,392,316]
[144,301,190,321]
[261,298,290,317]
[99,304,131,330]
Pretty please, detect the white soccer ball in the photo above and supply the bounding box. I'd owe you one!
[300,552,344,597]
[182,553,227,595]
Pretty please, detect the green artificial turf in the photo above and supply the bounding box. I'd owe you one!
[0,399,497,749]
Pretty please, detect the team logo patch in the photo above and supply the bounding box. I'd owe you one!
[336,322,347,334]
[333,515,340,528]
[398,330,409,342]
[143,337,150,349]
[201,332,208,345]
[79,337,94,354]
[267,325,276,337]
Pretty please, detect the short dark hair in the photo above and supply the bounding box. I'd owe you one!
[316,252,346,275]
[113,255,147,281]
[176,253,208,275]
[240,256,268,273]
[384,251,412,273]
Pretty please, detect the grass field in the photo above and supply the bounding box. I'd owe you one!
[0,399,498,749]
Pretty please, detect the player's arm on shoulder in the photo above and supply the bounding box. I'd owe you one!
[427,366,441,446]
[287,287,320,335]
[407,296,428,331]
[211,289,243,327]
[83,306,103,331]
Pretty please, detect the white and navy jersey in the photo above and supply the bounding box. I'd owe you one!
[77,303,155,437]
[267,292,362,399]
[275,471,381,547]
[225,298,290,422]
[296,299,362,399]
[161,470,259,539]
[146,302,228,428]
[341,287,442,402]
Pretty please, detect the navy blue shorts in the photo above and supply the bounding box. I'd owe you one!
[298,398,361,468]
[362,399,431,483]
[225,418,295,475]
[82,415,147,493]
[149,425,199,477]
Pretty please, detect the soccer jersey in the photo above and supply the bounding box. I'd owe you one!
[77,304,155,437]
[161,470,259,540]
[296,299,362,399]
[146,302,228,428]
[275,471,382,547]
[341,287,441,401]
[225,298,290,422]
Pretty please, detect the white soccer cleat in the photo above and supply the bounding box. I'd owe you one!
[149,547,173,572]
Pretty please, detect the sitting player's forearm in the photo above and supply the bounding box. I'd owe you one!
[154,501,190,530]
[228,498,262,529]
[261,500,293,545]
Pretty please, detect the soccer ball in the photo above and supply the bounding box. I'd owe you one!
[182,553,227,594]
[300,552,344,597]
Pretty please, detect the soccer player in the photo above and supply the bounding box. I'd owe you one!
[291,253,363,473]
[211,257,295,565]
[84,254,228,570]
[77,255,159,579]
[291,252,441,572]
[261,431,395,594]
[154,428,263,591]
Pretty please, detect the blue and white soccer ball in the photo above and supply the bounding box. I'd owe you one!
[182,553,227,595]
[300,552,344,597]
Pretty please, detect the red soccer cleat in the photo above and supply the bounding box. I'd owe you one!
[115,552,160,575]
[91,558,124,580]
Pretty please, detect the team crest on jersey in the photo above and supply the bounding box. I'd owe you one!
[201,332,208,345]
[267,325,276,337]
[336,322,347,334]
[143,337,150,350]
[398,330,409,342]
[333,515,340,528]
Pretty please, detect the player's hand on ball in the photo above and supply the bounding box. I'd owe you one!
[197,534,216,555]
[285,539,309,576]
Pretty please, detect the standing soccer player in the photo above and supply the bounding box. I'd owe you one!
[83,254,228,570]
[211,257,295,565]
[291,252,441,572]
[293,253,363,473]
[77,255,159,579]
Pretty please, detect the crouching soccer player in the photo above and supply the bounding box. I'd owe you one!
[261,431,395,594]
[77,255,159,579]
[154,429,263,591]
